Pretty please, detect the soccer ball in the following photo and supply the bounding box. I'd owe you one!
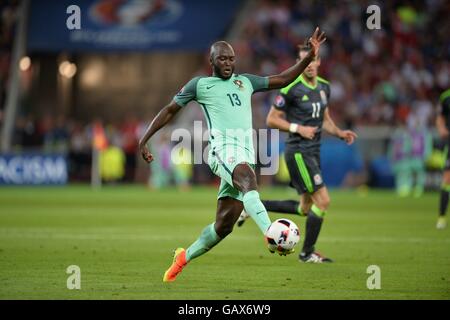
[265,219,300,255]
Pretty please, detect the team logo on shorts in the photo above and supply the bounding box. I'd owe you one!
[320,90,328,105]
[233,80,244,90]
[314,174,323,185]
[227,156,236,165]
[274,95,285,108]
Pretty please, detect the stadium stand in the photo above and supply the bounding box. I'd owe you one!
[1,0,449,188]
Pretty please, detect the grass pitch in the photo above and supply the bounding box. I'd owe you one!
[0,185,449,300]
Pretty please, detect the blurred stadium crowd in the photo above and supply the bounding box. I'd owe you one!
[1,0,449,188]
[230,0,448,129]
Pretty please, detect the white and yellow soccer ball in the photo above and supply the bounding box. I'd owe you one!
[265,219,300,255]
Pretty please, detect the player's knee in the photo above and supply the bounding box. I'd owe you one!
[242,170,257,189]
[315,196,330,212]
[233,164,257,193]
[304,196,313,206]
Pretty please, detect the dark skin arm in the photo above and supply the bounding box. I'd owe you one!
[138,100,182,163]
[139,28,326,163]
[267,27,326,89]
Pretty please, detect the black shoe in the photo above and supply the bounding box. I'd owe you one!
[299,251,333,263]
[236,210,250,227]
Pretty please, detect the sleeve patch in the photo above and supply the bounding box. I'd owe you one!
[274,95,286,108]
[320,90,328,105]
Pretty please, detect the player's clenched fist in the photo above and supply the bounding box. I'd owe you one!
[298,126,318,140]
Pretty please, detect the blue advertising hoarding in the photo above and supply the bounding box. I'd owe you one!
[321,139,364,187]
[27,0,241,52]
[0,154,68,185]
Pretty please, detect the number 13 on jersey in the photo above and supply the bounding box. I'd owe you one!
[227,93,242,107]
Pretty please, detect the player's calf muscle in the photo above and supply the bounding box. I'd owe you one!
[215,213,235,237]
[311,187,331,211]
[215,198,242,238]
[314,198,330,212]
[215,220,234,238]
[316,203,329,213]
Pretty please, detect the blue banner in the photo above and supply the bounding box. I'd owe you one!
[27,0,241,52]
[0,154,68,185]
[321,139,364,187]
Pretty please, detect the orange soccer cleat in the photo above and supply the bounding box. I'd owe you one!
[163,248,188,282]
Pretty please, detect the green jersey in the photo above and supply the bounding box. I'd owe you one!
[173,73,269,152]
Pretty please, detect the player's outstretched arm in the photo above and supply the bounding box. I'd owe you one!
[267,27,326,90]
[138,100,182,163]
[323,109,357,145]
[266,106,317,140]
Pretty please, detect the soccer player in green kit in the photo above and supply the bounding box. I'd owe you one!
[238,43,357,263]
[139,29,326,282]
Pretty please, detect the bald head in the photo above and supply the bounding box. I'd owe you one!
[210,41,234,60]
[209,41,235,79]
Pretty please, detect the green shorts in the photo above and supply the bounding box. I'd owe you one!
[208,144,255,201]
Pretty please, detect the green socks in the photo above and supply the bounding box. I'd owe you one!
[311,204,326,218]
[185,191,271,261]
[243,190,272,234]
[186,223,221,261]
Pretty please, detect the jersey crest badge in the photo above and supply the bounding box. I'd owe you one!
[314,174,323,185]
[302,95,309,102]
[320,90,328,105]
[233,80,244,90]
[274,95,285,108]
